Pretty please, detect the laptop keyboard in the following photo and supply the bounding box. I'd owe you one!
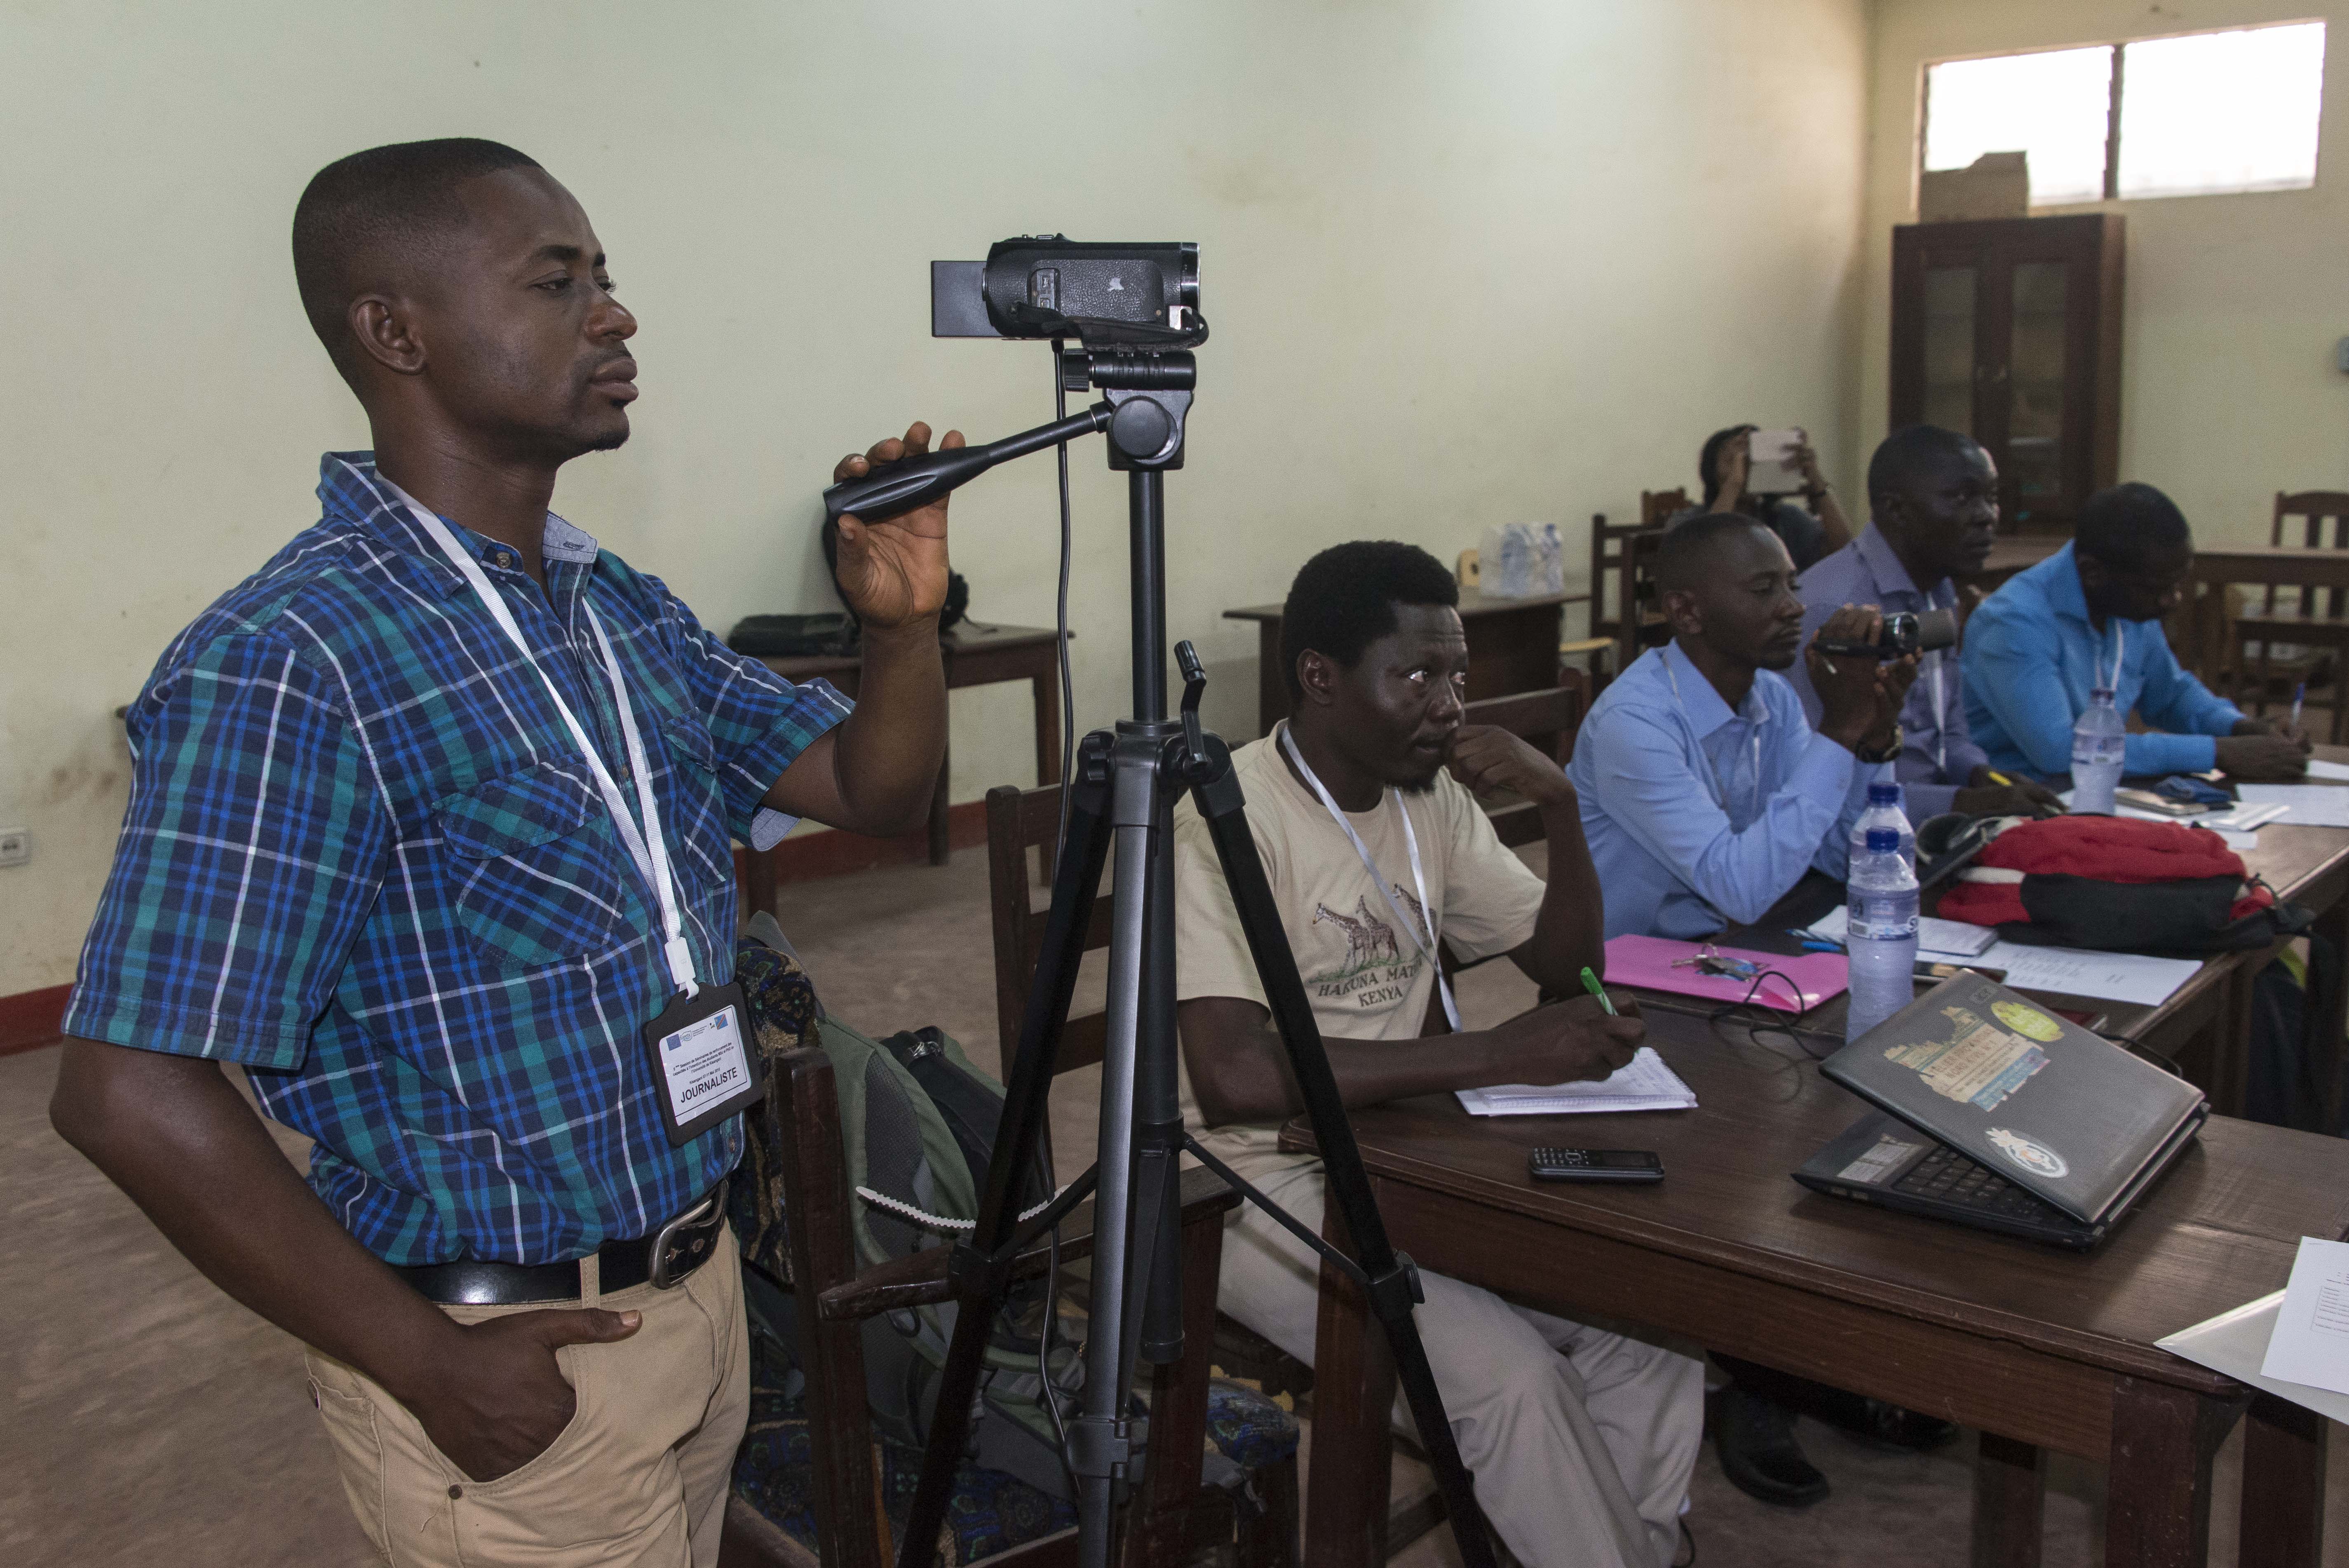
[1890,1143,2067,1223]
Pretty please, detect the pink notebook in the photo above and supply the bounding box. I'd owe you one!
[1602,934,1848,1016]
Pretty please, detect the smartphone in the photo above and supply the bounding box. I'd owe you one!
[1745,428,1805,494]
[2114,787,2208,817]
[1529,1148,1664,1184]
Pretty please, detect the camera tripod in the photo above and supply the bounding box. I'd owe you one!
[823,351,1494,1568]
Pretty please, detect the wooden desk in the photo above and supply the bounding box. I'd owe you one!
[1644,747,2349,1124]
[1286,1007,2344,1568]
[747,624,1063,898]
[1224,588,1585,737]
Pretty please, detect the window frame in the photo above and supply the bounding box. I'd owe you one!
[1918,19,2326,207]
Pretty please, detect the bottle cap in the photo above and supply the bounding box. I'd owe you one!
[1865,829,1902,853]
[1867,782,1902,805]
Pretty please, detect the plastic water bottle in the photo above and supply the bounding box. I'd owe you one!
[1845,827,1920,1043]
[2070,687,2126,816]
[1851,781,1916,873]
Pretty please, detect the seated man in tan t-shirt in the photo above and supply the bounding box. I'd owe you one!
[1175,542,1705,1568]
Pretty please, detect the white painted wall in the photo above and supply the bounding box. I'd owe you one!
[1861,0,2349,547]
[0,0,1870,995]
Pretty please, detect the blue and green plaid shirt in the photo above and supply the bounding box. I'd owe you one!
[66,453,849,1265]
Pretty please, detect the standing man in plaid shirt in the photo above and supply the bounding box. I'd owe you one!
[49,138,954,1565]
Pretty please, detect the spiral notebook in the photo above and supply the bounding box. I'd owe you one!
[1457,1046,1698,1116]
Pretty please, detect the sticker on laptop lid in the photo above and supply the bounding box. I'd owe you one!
[1836,1133,1922,1187]
[1987,1127,2069,1180]
[1992,1000,2063,1043]
[1882,1006,2050,1111]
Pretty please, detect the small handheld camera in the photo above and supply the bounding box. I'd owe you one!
[932,236,1200,342]
[1816,608,1959,660]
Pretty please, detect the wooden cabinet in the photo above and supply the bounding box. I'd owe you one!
[1890,214,2124,533]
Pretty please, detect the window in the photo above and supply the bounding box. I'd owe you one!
[1922,21,2326,205]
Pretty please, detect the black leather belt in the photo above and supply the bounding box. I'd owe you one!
[396,1181,728,1306]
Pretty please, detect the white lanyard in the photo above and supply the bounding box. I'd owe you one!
[1278,724,1460,1033]
[399,491,699,999]
[2097,620,2126,692]
[1664,649,1764,822]
[1927,652,1945,775]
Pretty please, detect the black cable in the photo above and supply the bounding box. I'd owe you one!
[2096,1029,2185,1078]
[1041,339,1078,1482]
[1052,340,1077,855]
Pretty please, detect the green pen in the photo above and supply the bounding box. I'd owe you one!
[1579,966,1617,1016]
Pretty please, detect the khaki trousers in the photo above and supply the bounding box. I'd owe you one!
[306,1229,750,1568]
[1217,1157,1703,1568]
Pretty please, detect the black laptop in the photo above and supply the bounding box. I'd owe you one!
[1794,973,2207,1250]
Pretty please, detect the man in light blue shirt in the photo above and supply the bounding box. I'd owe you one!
[1962,483,2309,782]
[1790,426,2058,820]
[1571,512,1912,940]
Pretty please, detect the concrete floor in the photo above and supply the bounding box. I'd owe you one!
[7,843,2342,1565]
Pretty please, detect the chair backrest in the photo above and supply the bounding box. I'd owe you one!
[2272,491,2349,620]
[1458,673,1587,851]
[1640,486,1691,529]
[986,786,1112,1076]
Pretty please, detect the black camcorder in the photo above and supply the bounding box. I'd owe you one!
[1815,607,1959,660]
[932,237,1200,343]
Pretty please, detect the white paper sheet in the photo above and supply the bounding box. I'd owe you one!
[2235,783,2349,828]
[2260,1236,2349,1397]
[2158,1289,2349,1426]
[2303,758,2349,781]
[1458,1046,1697,1116]
[1804,906,1996,956]
[1972,943,2201,1006]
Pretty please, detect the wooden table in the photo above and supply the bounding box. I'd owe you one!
[1640,746,2349,1125]
[1224,588,1585,737]
[1287,1006,2345,1568]
[747,623,1063,894]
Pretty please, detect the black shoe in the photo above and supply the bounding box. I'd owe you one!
[1801,1388,1960,1452]
[1711,1387,1830,1507]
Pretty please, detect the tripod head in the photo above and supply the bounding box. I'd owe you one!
[820,350,1195,524]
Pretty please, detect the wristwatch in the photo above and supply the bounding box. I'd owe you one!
[1854,724,1904,765]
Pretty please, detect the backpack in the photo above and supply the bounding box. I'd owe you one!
[1936,815,2313,956]
[728,914,1099,1502]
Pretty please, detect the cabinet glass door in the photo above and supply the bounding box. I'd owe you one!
[1921,265,1977,436]
[2006,260,2069,515]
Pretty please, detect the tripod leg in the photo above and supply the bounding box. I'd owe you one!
[1185,741,1497,1568]
[895,736,1118,1568]
[1071,728,1170,1568]
[1126,750,1186,1372]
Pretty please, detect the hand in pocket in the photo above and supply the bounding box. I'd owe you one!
[406,1307,642,1481]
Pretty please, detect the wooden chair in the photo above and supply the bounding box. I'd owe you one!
[2228,491,2349,742]
[723,1040,1287,1568]
[1588,497,1682,684]
[981,787,1307,1559]
[1458,673,1586,850]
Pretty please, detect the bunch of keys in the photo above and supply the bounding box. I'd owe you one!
[1672,944,1759,981]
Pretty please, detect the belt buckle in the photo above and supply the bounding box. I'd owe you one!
[649,1178,727,1291]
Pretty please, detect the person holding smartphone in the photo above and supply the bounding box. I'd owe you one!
[1674,424,1854,570]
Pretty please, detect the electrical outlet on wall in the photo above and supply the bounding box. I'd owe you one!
[0,829,29,867]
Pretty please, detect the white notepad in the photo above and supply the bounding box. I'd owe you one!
[2235,783,2349,829]
[1457,1047,1698,1117]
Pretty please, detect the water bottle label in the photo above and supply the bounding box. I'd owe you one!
[1849,894,1919,940]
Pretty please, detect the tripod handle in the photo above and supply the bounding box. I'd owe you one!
[821,403,1110,524]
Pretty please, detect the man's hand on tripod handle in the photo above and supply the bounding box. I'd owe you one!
[759,422,960,839]
[1178,992,1643,1127]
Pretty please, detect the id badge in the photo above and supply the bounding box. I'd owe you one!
[642,981,764,1147]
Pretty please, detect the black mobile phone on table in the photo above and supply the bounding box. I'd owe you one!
[1529,1148,1664,1183]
